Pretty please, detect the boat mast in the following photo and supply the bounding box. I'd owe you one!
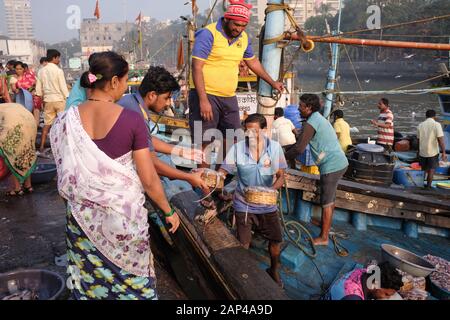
[257,0,285,128]
[323,0,343,119]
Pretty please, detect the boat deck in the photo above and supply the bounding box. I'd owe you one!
[245,217,450,300]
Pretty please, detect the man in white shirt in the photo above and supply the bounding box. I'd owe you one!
[272,107,296,148]
[417,109,447,188]
[36,49,69,152]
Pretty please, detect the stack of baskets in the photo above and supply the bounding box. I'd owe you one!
[201,169,225,189]
[244,186,278,205]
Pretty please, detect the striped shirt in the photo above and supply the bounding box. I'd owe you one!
[377,109,394,146]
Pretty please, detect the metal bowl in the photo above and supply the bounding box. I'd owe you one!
[0,269,65,300]
[31,163,57,184]
[381,244,436,277]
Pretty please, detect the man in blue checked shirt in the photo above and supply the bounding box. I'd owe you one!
[219,113,287,287]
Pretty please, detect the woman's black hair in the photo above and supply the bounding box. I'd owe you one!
[139,66,180,97]
[14,61,25,69]
[380,98,389,106]
[40,57,47,64]
[379,261,403,290]
[80,51,129,90]
[300,94,321,113]
[244,113,267,129]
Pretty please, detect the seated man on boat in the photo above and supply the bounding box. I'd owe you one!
[332,109,352,152]
[218,113,287,287]
[327,262,403,300]
[118,66,209,193]
[285,94,348,246]
[272,107,297,151]
[417,109,447,189]
[371,98,395,151]
[189,0,284,168]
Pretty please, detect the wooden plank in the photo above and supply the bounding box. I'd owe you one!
[170,190,289,300]
[286,169,450,211]
[303,189,450,229]
[213,247,290,300]
[425,215,450,229]
[336,190,442,215]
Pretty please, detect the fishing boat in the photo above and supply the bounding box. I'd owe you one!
[142,0,450,300]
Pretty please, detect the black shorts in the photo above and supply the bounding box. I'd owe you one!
[189,90,241,144]
[234,211,283,245]
[419,155,439,171]
[320,167,347,208]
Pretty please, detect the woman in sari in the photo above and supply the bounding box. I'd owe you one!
[0,103,37,195]
[10,61,42,125]
[50,51,180,300]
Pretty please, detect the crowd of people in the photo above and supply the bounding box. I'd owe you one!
[0,0,448,301]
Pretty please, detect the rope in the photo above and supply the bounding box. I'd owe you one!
[357,73,449,101]
[258,3,309,108]
[279,184,316,258]
[343,45,363,92]
[278,184,327,293]
[202,0,219,28]
[313,13,450,41]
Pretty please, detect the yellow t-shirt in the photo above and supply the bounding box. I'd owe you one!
[333,118,352,152]
[189,19,255,97]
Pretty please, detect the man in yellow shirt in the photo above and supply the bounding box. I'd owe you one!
[190,0,284,167]
[333,110,352,152]
[417,109,447,188]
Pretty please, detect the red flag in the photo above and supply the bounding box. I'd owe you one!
[192,0,199,16]
[135,12,142,25]
[94,0,100,19]
[177,37,185,71]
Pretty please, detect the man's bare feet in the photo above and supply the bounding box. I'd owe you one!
[266,268,283,288]
[312,237,329,246]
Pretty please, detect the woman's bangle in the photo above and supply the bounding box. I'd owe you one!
[164,207,175,217]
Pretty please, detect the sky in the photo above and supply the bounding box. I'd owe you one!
[0,0,210,44]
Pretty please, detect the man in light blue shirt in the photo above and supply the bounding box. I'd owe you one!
[285,94,348,247]
[219,113,287,287]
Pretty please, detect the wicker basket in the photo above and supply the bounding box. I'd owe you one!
[201,169,225,189]
[244,187,278,206]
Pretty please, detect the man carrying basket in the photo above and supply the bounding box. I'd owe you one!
[219,114,287,287]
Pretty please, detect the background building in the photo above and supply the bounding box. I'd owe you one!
[79,19,129,63]
[250,0,340,27]
[0,37,46,66]
[3,0,34,39]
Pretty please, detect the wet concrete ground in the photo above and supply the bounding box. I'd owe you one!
[0,176,186,300]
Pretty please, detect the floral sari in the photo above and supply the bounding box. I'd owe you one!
[0,103,37,183]
[50,107,157,300]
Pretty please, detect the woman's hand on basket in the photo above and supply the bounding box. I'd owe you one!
[166,212,180,233]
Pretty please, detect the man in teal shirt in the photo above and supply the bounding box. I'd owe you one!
[285,94,348,246]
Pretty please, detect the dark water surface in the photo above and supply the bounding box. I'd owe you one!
[297,75,443,139]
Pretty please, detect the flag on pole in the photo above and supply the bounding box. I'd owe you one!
[135,12,143,52]
[192,0,199,16]
[94,0,101,19]
[176,37,185,71]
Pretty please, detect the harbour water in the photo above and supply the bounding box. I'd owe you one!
[298,75,443,139]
